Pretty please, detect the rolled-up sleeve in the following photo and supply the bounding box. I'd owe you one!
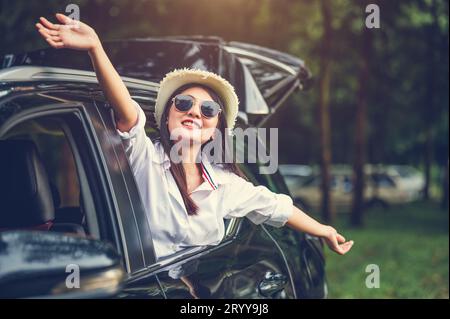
[222,173,294,228]
[112,100,156,173]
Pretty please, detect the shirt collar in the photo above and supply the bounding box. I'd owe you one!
[152,141,225,188]
[200,155,220,189]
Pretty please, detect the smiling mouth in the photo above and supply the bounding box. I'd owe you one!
[181,119,201,129]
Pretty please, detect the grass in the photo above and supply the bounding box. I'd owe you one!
[323,200,449,299]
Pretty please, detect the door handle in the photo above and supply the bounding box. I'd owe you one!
[258,271,288,297]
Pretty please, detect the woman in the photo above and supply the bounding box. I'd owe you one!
[36,13,354,260]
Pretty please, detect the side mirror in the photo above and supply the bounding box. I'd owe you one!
[0,231,125,298]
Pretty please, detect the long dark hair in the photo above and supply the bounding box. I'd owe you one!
[159,83,246,215]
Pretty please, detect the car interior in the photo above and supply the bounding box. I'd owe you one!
[0,121,87,236]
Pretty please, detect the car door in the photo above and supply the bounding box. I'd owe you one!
[79,95,166,298]
[0,89,163,298]
[152,217,296,299]
[272,186,327,298]
[236,137,327,299]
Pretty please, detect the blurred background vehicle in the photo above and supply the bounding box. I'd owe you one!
[281,164,425,213]
[386,165,425,200]
[278,164,315,192]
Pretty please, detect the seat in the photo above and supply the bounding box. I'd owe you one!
[0,139,85,235]
[49,183,86,235]
[50,181,85,226]
[0,139,55,230]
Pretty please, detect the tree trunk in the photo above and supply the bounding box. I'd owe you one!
[351,7,372,227]
[318,0,333,223]
[422,0,439,201]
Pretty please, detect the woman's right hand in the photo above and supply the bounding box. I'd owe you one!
[36,13,100,52]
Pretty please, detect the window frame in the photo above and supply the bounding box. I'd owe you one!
[0,103,133,271]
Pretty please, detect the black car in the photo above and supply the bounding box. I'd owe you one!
[0,38,326,299]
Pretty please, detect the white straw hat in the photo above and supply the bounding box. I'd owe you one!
[154,68,239,130]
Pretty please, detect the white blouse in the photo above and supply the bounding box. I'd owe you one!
[116,101,294,260]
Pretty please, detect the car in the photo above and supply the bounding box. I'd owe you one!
[278,164,315,191]
[289,164,420,213]
[374,165,424,201]
[0,37,326,299]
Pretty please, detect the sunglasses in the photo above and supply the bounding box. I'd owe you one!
[172,94,222,119]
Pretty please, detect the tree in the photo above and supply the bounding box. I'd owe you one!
[318,0,334,223]
[351,1,373,227]
[422,0,441,200]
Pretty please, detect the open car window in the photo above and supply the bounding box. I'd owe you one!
[2,115,99,238]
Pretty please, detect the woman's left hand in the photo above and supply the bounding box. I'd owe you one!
[322,226,354,255]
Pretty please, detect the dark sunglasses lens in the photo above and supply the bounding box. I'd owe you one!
[174,95,193,111]
[201,101,220,118]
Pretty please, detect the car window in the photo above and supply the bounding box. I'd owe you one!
[393,166,417,178]
[2,115,98,237]
[370,173,396,188]
[5,117,80,207]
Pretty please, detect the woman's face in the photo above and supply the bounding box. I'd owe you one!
[167,86,220,144]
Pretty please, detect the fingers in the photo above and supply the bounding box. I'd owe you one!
[337,240,354,255]
[36,26,60,40]
[39,17,60,30]
[327,231,354,255]
[36,23,59,36]
[45,37,65,49]
[336,233,346,243]
[55,13,75,25]
[36,26,63,48]
[329,235,341,252]
[36,21,64,48]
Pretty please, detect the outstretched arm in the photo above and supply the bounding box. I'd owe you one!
[36,13,137,132]
[222,172,354,256]
[286,206,354,255]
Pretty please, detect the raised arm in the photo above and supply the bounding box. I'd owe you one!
[36,13,137,132]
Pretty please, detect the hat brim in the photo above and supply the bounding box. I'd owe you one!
[154,68,239,130]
